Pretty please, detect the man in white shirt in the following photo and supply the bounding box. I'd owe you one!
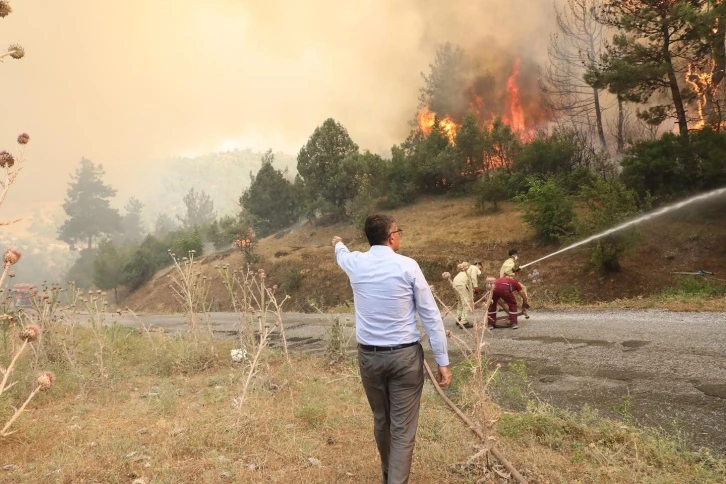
[332,214,451,484]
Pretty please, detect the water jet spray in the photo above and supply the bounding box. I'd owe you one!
[519,187,726,269]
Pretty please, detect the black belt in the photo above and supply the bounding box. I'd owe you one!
[358,341,418,352]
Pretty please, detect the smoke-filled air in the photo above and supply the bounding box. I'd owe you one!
[0,0,554,218]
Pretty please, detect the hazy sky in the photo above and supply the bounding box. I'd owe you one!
[0,0,555,231]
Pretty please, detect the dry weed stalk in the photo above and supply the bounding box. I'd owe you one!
[217,265,290,408]
[429,273,527,482]
[0,325,56,438]
[78,289,113,379]
[0,133,28,226]
[217,264,256,349]
[168,250,211,338]
[309,302,356,365]
[1,370,54,437]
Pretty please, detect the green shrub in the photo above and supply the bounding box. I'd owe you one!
[474,170,508,213]
[171,228,204,257]
[285,268,303,291]
[662,276,726,298]
[120,249,157,290]
[557,285,581,304]
[514,176,576,242]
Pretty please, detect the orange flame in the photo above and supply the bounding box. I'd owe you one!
[686,62,713,130]
[417,107,459,144]
[504,58,525,132]
[416,57,542,144]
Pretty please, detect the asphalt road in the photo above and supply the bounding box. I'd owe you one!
[117,308,726,454]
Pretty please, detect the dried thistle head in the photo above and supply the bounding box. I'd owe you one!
[36,371,55,390]
[16,133,29,145]
[0,1,11,18]
[0,151,14,168]
[19,323,40,342]
[7,44,24,59]
[3,247,21,267]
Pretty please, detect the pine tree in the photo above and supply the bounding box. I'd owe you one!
[586,0,705,136]
[240,150,300,237]
[121,197,145,243]
[58,158,121,249]
[177,188,215,230]
[93,239,125,304]
[297,118,359,213]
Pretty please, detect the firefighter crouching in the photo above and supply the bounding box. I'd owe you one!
[487,267,529,329]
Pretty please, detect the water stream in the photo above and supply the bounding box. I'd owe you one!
[519,186,726,269]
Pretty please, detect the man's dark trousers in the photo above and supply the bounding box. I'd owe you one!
[358,343,425,484]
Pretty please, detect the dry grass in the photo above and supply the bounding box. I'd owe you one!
[121,195,726,315]
[1,327,724,483]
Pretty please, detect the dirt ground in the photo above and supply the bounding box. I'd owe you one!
[122,195,726,313]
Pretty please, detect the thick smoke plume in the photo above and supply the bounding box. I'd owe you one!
[0,0,555,230]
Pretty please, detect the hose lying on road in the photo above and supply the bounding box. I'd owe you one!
[423,360,528,484]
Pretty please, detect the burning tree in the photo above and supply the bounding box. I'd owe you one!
[585,0,711,137]
[417,42,554,145]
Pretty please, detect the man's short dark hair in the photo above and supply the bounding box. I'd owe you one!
[364,214,395,246]
[508,249,518,257]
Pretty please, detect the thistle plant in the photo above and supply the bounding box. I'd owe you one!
[216,264,289,408]
[168,250,212,338]
[0,1,25,65]
[0,325,56,437]
[0,134,29,226]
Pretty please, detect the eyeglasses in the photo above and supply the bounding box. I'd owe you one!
[388,229,403,237]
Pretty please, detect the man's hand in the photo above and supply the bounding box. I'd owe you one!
[523,302,530,310]
[331,236,342,247]
[436,365,452,388]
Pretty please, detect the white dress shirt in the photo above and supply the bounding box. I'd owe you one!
[335,242,449,367]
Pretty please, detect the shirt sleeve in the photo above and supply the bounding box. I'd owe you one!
[334,242,354,276]
[512,279,523,291]
[412,263,449,366]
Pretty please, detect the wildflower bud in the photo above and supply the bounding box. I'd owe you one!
[0,1,11,18]
[7,44,24,59]
[16,133,29,145]
[272,284,278,290]
[0,151,14,168]
[441,272,451,280]
[8,271,15,278]
[19,324,40,342]
[3,248,21,267]
[36,371,55,390]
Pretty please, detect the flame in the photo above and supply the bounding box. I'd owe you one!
[416,107,459,144]
[504,58,525,132]
[686,63,711,129]
[415,57,543,144]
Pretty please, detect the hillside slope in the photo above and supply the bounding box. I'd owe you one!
[123,195,726,313]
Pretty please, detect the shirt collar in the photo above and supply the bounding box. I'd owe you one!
[369,245,395,254]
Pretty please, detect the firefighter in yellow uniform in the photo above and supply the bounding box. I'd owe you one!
[453,261,481,329]
[500,248,528,301]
